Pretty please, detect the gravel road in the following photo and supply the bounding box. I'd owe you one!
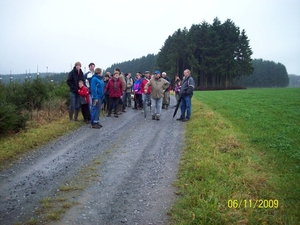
[0,96,184,225]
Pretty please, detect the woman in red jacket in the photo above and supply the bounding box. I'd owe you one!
[104,71,123,117]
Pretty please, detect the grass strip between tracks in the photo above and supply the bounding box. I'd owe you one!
[169,88,300,225]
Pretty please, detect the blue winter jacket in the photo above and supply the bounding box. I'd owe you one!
[91,74,104,100]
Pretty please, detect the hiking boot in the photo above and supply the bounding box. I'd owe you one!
[74,109,79,121]
[156,114,160,120]
[176,117,184,121]
[95,122,103,127]
[106,114,111,117]
[91,123,101,129]
[152,115,156,120]
[114,114,119,118]
[182,118,190,122]
[69,110,74,121]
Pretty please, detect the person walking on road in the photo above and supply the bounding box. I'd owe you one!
[144,70,170,120]
[67,61,85,121]
[177,69,195,122]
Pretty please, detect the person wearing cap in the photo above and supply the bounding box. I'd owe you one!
[67,61,85,121]
[144,70,170,120]
[177,69,195,122]
[141,71,152,113]
[161,72,171,110]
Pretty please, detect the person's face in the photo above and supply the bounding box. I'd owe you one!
[155,73,160,78]
[114,73,119,79]
[162,73,166,77]
[78,82,84,88]
[89,65,95,71]
[76,65,81,71]
[136,74,141,79]
[145,73,150,78]
[184,71,190,77]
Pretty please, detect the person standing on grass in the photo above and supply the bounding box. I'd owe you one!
[161,72,171,110]
[67,61,85,121]
[105,71,123,118]
[144,70,170,120]
[78,80,91,124]
[90,68,104,129]
[177,69,195,122]
[132,72,143,110]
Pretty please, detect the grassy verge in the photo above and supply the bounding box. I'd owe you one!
[0,114,84,170]
[170,88,300,224]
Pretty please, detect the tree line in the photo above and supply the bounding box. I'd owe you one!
[238,59,289,87]
[106,17,254,89]
[105,17,292,89]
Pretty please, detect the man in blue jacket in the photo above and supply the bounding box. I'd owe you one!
[177,69,195,122]
[90,68,104,129]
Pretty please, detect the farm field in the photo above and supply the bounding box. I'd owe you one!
[170,88,300,224]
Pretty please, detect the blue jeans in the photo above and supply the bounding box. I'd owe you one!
[151,98,162,116]
[180,95,192,119]
[69,92,80,111]
[91,98,102,125]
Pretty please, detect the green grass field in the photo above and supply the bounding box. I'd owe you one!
[170,88,300,225]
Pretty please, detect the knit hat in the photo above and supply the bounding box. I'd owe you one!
[154,70,160,74]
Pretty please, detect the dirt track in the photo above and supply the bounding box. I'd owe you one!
[0,96,184,225]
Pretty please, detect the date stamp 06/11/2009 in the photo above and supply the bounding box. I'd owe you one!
[227,199,279,209]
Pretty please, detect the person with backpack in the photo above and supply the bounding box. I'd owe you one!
[90,68,104,128]
[144,70,170,120]
[177,69,195,122]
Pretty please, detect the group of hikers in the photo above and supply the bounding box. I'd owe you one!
[67,62,195,129]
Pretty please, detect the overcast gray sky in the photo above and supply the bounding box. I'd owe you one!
[0,0,299,75]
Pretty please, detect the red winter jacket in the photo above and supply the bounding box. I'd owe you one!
[141,78,152,94]
[78,85,90,104]
[104,78,123,98]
